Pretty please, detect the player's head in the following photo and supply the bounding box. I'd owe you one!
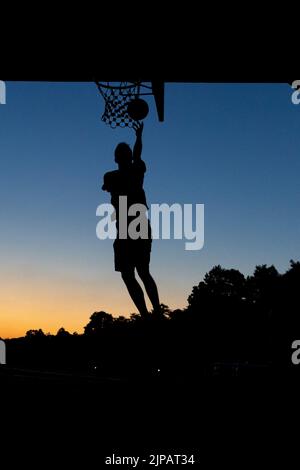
[114,143,132,165]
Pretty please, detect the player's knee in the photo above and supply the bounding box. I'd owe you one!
[121,270,135,283]
[137,265,151,280]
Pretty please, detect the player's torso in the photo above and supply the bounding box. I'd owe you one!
[108,169,147,209]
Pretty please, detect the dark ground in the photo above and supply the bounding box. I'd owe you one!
[1,365,298,467]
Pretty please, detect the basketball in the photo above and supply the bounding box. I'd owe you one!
[127,98,149,121]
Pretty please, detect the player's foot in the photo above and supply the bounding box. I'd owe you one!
[151,306,165,320]
[140,311,151,321]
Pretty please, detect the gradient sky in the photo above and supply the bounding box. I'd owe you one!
[1,81,299,338]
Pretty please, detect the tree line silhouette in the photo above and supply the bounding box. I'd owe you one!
[4,260,300,378]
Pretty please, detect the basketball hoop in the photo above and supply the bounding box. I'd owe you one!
[95,81,152,129]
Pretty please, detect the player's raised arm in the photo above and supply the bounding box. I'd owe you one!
[132,122,144,161]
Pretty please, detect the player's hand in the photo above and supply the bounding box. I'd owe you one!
[133,121,144,136]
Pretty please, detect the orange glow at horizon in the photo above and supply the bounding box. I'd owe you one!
[0,274,185,339]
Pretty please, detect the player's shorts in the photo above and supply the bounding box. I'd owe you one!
[113,237,152,272]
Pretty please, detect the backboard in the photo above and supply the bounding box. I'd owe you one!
[151,80,164,122]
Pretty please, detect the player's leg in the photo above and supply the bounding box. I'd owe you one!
[121,269,149,317]
[136,263,160,313]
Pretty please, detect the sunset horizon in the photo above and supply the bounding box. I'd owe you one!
[1,81,299,339]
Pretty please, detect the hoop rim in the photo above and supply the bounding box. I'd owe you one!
[95,81,140,90]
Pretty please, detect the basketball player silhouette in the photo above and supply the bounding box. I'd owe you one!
[102,122,160,317]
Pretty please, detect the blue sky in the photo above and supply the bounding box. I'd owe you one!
[0,81,299,337]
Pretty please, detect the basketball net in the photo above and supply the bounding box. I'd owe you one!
[95,82,141,129]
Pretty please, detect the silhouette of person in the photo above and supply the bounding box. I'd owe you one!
[102,122,160,317]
